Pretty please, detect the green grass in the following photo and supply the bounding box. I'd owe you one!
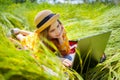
[0,1,120,80]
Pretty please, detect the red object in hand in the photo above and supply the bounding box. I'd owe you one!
[69,40,78,54]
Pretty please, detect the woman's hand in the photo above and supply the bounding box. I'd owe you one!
[60,58,72,67]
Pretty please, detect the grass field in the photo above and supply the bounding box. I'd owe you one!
[0,1,120,80]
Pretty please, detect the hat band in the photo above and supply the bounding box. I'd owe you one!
[37,14,55,28]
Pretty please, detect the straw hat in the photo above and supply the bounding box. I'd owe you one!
[34,10,59,33]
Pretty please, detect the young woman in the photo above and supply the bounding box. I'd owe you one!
[11,10,72,67]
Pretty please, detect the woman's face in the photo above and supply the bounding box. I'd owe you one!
[48,20,63,39]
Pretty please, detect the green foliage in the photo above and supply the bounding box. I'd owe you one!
[0,0,13,5]
[0,2,120,80]
[0,12,29,35]
[0,26,75,80]
[90,6,120,55]
[0,10,83,80]
[85,51,120,80]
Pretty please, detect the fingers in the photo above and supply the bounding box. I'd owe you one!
[11,28,20,35]
[62,59,72,67]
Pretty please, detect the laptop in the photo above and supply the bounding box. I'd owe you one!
[71,31,111,74]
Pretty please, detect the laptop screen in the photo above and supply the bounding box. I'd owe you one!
[72,31,111,73]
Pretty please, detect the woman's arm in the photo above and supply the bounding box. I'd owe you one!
[19,30,33,36]
[57,30,70,56]
[11,28,33,36]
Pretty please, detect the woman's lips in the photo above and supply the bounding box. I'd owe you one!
[56,33,61,37]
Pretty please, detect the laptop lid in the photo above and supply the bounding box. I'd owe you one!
[72,31,111,73]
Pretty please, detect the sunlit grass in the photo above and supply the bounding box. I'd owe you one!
[0,9,83,80]
[0,1,120,80]
[0,25,79,80]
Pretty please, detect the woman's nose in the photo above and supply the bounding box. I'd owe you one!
[56,28,60,34]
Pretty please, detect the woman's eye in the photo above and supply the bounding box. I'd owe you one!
[50,29,55,32]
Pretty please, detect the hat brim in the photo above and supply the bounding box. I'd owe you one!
[35,14,59,33]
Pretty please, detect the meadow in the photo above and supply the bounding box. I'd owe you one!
[0,1,120,80]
